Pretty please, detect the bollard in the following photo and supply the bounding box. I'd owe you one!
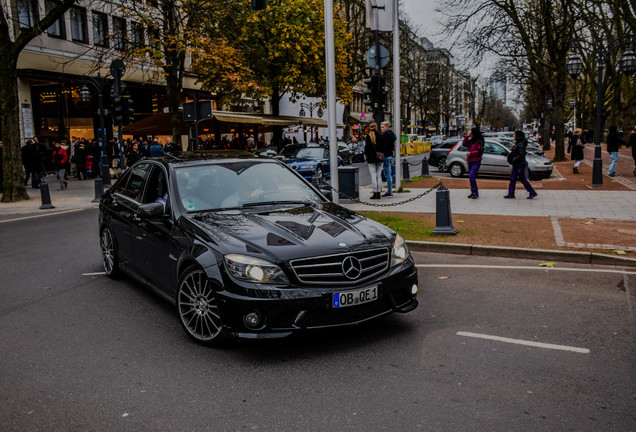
[421,156,430,176]
[39,182,55,209]
[92,177,104,203]
[402,159,411,182]
[101,163,111,186]
[432,184,458,235]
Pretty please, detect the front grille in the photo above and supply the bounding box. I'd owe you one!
[290,247,389,285]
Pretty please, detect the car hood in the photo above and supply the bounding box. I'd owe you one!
[182,203,394,263]
[284,158,323,165]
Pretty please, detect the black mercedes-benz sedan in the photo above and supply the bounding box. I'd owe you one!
[98,151,418,346]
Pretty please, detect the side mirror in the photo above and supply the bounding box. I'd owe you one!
[137,202,166,218]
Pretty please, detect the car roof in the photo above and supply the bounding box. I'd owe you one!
[153,150,262,169]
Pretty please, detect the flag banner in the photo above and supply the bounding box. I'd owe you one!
[365,0,393,32]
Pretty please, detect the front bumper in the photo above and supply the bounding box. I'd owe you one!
[215,260,419,340]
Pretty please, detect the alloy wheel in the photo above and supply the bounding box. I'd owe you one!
[177,268,224,345]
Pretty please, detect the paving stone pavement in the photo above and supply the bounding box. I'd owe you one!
[342,186,636,222]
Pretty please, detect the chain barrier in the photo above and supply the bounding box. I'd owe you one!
[316,179,442,208]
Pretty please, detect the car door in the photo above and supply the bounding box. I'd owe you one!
[481,141,511,175]
[109,163,152,268]
[129,165,179,293]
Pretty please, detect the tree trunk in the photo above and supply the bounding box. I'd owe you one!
[0,55,29,203]
[342,103,351,142]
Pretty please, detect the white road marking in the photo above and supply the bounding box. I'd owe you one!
[457,331,590,354]
[0,208,85,224]
[82,272,106,276]
[415,264,636,275]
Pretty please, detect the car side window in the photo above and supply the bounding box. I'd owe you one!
[142,166,169,211]
[484,142,499,154]
[118,163,150,201]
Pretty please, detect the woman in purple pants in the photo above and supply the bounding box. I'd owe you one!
[504,130,537,200]
[463,126,485,199]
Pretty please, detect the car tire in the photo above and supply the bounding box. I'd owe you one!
[177,265,226,347]
[437,157,446,172]
[100,227,122,279]
[449,162,465,177]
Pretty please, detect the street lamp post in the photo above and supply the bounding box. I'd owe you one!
[299,102,323,142]
[568,98,576,130]
[567,39,636,186]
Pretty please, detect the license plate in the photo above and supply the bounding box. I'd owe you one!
[333,286,378,308]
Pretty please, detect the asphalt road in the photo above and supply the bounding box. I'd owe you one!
[1,209,634,431]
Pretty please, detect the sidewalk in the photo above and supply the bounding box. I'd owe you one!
[1,151,635,266]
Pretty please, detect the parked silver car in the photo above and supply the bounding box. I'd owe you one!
[444,139,553,180]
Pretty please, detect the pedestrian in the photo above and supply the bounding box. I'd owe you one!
[504,130,538,200]
[22,139,43,188]
[568,128,585,174]
[380,121,396,197]
[606,126,622,177]
[463,126,484,199]
[51,141,69,190]
[149,139,165,157]
[164,137,179,153]
[627,126,636,177]
[126,142,143,167]
[365,123,384,200]
[75,143,88,180]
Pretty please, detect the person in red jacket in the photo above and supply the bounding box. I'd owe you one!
[463,126,485,198]
[52,141,69,190]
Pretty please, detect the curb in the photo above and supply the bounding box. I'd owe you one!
[406,240,636,268]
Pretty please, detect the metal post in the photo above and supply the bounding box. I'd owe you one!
[39,182,55,209]
[324,0,339,203]
[431,184,458,235]
[92,177,104,203]
[194,93,199,150]
[592,59,604,187]
[421,156,430,176]
[401,159,411,181]
[393,0,401,191]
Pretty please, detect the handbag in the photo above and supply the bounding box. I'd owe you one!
[375,151,385,162]
[506,152,514,164]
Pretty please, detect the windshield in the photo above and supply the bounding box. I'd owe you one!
[174,161,323,212]
[294,148,327,159]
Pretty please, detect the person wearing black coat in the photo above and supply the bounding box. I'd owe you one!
[364,123,384,199]
[627,126,636,177]
[569,128,585,174]
[380,121,396,197]
[606,125,623,177]
[21,139,43,188]
[504,130,537,199]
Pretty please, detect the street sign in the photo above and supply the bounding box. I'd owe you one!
[110,59,125,77]
[183,100,212,121]
[366,45,389,69]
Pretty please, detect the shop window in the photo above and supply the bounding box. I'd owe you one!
[45,1,66,38]
[17,0,39,28]
[112,16,127,51]
[92,11,108,47]
[70,6,88,43]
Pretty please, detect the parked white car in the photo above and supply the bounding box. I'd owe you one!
[444,139,553,180]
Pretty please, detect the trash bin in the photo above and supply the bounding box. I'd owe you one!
[338,166,359,202]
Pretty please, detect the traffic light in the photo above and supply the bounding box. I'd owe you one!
[251,0,266,10]
[122,98,135,126]
[363,77,376,108]
[363,75,386,111]
[112,95,123,126]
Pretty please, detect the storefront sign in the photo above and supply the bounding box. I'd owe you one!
[22,104,34,139]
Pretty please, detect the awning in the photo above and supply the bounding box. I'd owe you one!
[211,110,263,124]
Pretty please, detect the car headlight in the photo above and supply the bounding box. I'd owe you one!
[391,234,409,267]
[301,165,314,170]
[224,254,290,284]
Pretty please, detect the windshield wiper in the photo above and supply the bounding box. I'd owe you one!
[241,200,314,208]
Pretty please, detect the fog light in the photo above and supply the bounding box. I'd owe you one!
[244,311,262,328]
[411,284,418,295]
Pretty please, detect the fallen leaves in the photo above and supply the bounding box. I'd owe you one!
[539,262,555,267]
[613,250,627,255]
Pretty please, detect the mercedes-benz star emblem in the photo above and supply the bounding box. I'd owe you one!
[342,256,362,280]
